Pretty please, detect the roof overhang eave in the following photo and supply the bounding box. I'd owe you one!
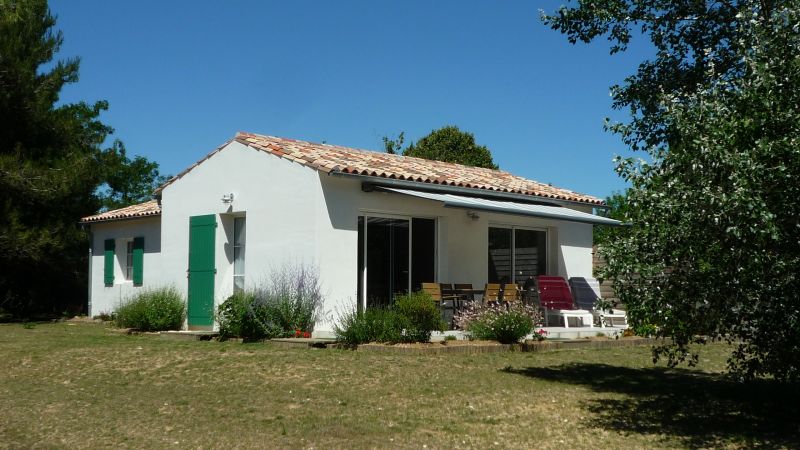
[79,213,162,225]
[328,171,606,209]
[439,201,622,226]
[373,186,623,227]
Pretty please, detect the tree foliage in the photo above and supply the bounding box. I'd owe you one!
[546,1,800,380]
[0,0,164,318]
[97,140,168,211]
[594,191,629,246]
[392,126,499,169]
[382,131,404,155]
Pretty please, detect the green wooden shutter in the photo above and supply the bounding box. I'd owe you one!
[104,239,115,286]
[132,237,144,286]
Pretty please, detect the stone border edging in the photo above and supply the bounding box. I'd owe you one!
[352,337,660,354]
[357,342,511,354]
[519,337,660,352]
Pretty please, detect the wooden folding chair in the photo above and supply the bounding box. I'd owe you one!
[501,283,523,307]
[454,283,475,306]
[483,283,502,305]
[440,283,459,309]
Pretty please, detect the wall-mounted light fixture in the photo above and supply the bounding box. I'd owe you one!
[466,210,480,220]
[221,193,235,204]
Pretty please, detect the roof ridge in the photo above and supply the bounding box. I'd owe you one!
[236,131,509,174]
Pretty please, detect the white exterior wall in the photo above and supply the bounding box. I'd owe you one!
[88,140,595,336]
[313,176,595,336]
[88,217,164,316]
[159,141,320,328]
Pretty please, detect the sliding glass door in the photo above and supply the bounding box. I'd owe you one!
[488,227,547,283]
[357,216,435,308]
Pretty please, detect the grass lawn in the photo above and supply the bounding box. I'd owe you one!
[1,323,798,449]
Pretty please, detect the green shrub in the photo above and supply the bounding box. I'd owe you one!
[215,263,323,341]
[455,303,540,344]
[393,291,445,343]
[114,287,185,331]
[334,307,403,346]
[334,292,446,345]
[216,291,254,339]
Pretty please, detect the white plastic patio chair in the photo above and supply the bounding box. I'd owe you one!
[568,277,628,328]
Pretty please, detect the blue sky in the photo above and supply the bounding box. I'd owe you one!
[50,1,652,199]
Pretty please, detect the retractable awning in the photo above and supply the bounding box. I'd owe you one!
[377,187,622,226]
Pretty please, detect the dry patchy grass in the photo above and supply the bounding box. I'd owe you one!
[1,322,798,449]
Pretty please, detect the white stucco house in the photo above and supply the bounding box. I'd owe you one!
[81,132,620,336]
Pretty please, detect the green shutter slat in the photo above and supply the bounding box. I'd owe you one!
[132,237,144,286]
[104,239,115,286]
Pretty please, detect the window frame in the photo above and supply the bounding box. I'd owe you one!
[233,216,246,294]
[125,240,134,281]
[487,224,549,284]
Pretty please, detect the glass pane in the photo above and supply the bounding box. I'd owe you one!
[125,240,134,281]
[488,227,512,283]
[366,217,391,308]
[537,230,547,276]
[233,217,245,282]
[514,229,546,282]
[233,246,245,276]
[365,217,409,308]
[233,275,244,294]
[392,219,409,299]
[411,218,435,293]
[234,217,246,245]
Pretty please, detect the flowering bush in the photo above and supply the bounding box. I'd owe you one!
[454,302,543,344]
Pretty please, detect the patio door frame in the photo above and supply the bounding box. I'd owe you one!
[487,223,550,284]
[358,212,438,310]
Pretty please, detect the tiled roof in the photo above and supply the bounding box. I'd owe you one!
[81,200,161,223]
[153,132,604,205]
[233,132,604,205]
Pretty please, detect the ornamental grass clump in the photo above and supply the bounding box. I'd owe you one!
[333,307,403,347]
[455,302,543,344]
[114,286,185,331]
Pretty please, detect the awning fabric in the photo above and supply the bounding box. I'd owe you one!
[378,187,622,226]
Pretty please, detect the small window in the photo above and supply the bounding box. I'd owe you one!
[488,227,547,284]
[124,240,134,281]
[233,217,245,293]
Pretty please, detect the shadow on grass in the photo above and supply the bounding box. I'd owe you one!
[504,363,800,448]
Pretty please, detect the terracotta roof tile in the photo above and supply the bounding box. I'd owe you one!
[81,200,161,223]
[234,132,604,205]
